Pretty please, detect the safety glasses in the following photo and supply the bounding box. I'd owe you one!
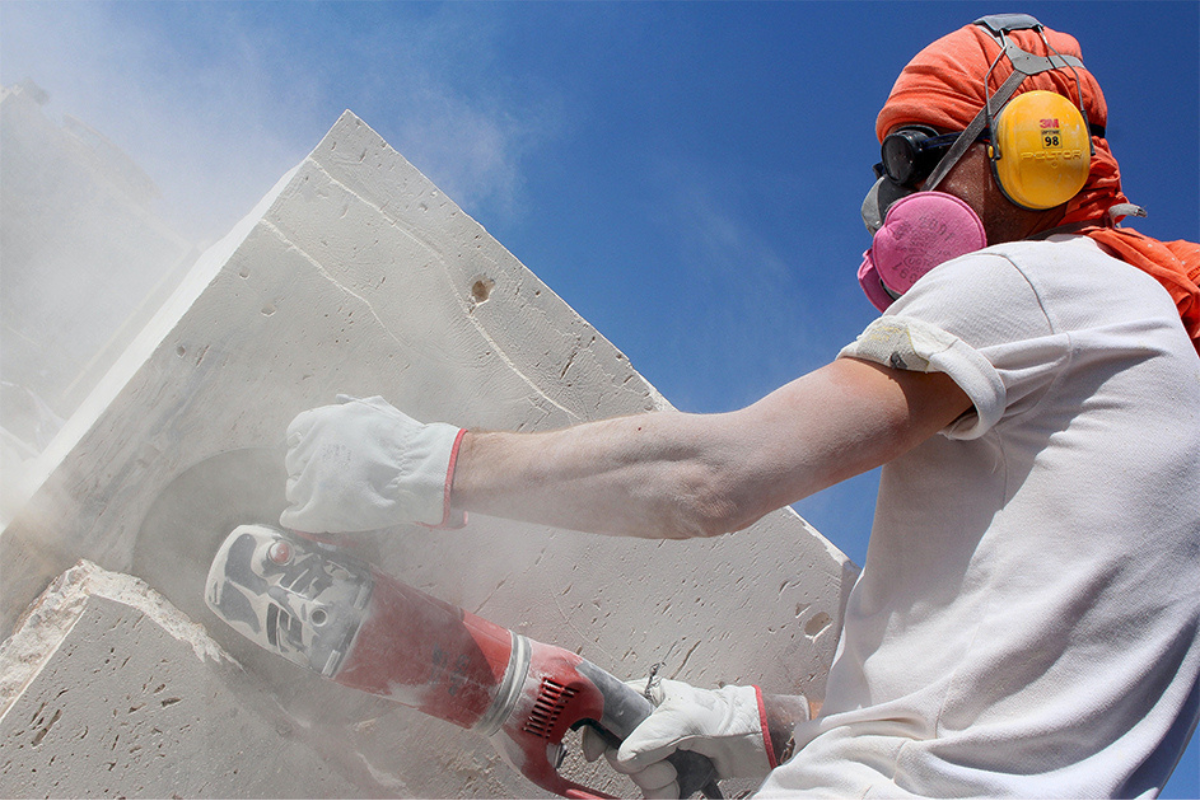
[873,126,989,187]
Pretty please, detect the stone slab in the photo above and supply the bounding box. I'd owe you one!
[0,561,368,799]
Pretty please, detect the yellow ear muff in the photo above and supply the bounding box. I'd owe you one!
[991,90,1091,210]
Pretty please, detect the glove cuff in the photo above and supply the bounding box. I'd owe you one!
[416,425,468,529]
[424,427,468,529]
[753,685,776,769]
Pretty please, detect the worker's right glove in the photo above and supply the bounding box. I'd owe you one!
[279,395,467,534]
[582,678,776,799]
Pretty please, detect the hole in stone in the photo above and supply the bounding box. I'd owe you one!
[804,612,832,638]
[261,303,276,316]
[471,277,495,304]
[176,346,186,357]
[311,608,328,626]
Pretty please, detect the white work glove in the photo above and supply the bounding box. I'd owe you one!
[280,395,466,533]
[582,678,774,799]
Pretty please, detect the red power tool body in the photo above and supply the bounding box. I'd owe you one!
[205,524,719,798]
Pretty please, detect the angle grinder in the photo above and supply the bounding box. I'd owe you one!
[205,524,721,799]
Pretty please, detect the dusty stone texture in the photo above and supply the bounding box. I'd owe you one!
[0,561,367,799]
[0,111,857,797]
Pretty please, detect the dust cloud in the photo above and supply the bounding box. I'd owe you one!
[0,80,197,519]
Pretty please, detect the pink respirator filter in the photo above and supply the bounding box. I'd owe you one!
[858,191,987,312]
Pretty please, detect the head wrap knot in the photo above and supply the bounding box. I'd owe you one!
[877,22,1200,355]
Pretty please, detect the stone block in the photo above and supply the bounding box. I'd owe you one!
[0,561,367,799]
[1,111,856,796]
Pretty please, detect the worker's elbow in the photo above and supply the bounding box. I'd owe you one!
[666,463,763,539]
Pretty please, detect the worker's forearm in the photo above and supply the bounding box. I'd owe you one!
[762,692,818,766]
[452,411,757,538]
[450,359,970,539]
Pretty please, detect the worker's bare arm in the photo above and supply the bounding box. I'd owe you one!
[452,358,971,538]
[762,692,818,762]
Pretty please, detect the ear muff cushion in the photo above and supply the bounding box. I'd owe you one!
[991,90,1091,210]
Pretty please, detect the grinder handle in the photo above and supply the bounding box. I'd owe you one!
[577,661,723,799]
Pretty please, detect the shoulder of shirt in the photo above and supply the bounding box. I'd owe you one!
[899,236,1118,309]
[948,234,1104,261]
[932,235,1125,283]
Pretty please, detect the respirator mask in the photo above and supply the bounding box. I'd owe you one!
[858,125,990,312]
[858,190,987,313]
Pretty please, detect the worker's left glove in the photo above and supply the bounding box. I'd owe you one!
[582,678,775,799]
[279,395,466,534]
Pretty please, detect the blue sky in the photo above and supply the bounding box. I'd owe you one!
[3,1,1197,794]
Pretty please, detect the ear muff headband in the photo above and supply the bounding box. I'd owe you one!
[923,14,1098,210]
[989,90,1091,209]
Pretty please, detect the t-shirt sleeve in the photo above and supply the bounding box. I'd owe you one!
[838,251,1068,440]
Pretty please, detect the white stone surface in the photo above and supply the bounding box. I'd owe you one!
[0,561,367,799]
[0,110,856,797]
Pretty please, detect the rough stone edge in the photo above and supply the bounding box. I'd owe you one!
[0,560,235,719]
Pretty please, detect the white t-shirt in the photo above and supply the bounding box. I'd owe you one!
[759,236,1200,798]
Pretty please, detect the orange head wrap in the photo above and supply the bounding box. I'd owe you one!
[878,22,1200,355]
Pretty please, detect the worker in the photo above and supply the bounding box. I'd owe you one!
[279,15,1200,798]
